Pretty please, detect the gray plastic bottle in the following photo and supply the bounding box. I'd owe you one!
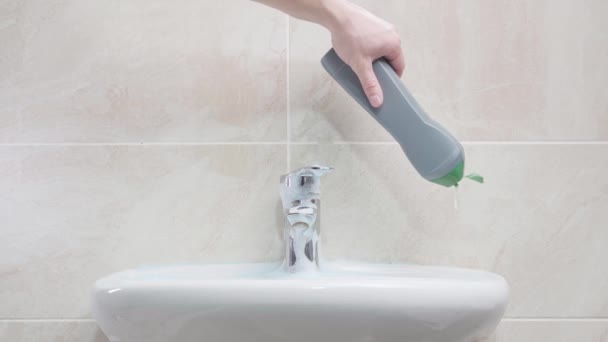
[321,48,465,187]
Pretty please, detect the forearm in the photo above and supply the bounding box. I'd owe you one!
[253,0,348,31]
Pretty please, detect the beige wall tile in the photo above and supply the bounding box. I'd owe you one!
[0,0,286,143]
[0,321,108,342]
[0,1,607,341]
[291,143,608,317]
[289,0,608,142]
[485,320,608,342]
[1,319,606,342]
[0,145,285,318]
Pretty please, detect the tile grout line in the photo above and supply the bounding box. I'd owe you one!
[2,318,608,323]
[331,141,608,145]
[285,14,291,172]
[1,141,608,147]
[502,318,608,322]
[462,141,608,145]
[0,319,96,322]
[0,142,289,147]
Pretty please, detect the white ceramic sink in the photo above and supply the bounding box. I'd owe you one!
[93,166,508,341]
[92,262,508,342]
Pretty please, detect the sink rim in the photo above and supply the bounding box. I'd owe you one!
[94,262,510,307]
[95,261,508,284]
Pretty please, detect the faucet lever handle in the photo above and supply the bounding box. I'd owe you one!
[279,165,333,210]
[284,165,333,178]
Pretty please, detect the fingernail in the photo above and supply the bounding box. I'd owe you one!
[370,95,381,107]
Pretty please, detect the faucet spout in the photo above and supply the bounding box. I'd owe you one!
[279,166,333,273]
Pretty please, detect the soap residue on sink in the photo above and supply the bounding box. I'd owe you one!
[102,261,507,288]
[286,222,320,275]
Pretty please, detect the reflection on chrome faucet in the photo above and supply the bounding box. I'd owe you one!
[279,166,333,273]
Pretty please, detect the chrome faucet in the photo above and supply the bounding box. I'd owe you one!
[279,166,333,273]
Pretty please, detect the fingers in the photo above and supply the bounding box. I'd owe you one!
[385,48,405,77]
[352,62,383,108]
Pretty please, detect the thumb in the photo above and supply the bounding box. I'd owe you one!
[353,62,383,108]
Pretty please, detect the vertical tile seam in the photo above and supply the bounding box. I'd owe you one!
[285,14,291,172]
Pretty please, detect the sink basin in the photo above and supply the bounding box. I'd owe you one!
[92,262,508,342]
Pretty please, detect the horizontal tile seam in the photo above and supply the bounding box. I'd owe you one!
[0,142,290,147]
[2,318,608,323]
[1,141,608,147]
[503,318,608,322]
[0,319,96,322]
[333,141,608,145]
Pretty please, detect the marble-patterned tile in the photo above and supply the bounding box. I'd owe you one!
[0,145,285,318]
[289,0,608,142]
[484,320,608,342]
[0,321,108,342]
[0,0,286,143]
[291,143,608,317]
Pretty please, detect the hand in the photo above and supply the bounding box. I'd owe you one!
[253,0,404,107]
[327,2,404,107]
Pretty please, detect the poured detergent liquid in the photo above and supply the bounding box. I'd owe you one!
[453,173,485,210]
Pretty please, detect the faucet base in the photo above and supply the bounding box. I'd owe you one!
[280,166,332,274]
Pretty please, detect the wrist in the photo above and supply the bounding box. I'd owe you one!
[317,0,352,32]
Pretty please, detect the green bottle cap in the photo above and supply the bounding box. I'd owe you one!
[465,173,484,183]
[430,160,464,187]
